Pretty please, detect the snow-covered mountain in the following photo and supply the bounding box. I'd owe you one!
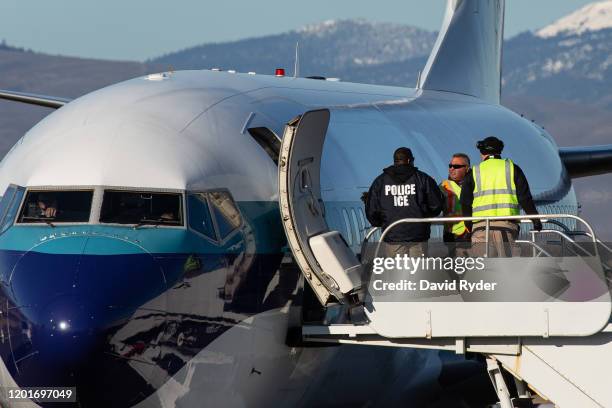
[537,0,612,38]
[502,28,612,108]
[501,1,612,108]
[150,3,612,107]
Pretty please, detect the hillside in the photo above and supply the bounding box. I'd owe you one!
[152,20,437,79]
[1,4,611,237]
[0,46,159,154]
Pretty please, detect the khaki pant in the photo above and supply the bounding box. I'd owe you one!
[384,242,427,258]
[471,220,519,258]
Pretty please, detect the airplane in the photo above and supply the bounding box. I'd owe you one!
[0,0,610,407]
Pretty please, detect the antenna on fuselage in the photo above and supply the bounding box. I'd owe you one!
[293,42,300,78]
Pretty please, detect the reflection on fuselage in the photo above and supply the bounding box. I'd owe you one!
[0,197,294,407]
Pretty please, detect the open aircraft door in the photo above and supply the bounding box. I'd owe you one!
[279,109,363,306]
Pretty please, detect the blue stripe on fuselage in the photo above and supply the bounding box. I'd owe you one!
[0,201,286,255]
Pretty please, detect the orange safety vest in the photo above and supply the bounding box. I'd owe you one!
[440,179,468,237]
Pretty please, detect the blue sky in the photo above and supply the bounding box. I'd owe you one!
[0,0,597,61]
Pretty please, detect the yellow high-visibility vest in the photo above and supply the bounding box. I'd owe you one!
[440,179,467,236]
[472,158,519,217]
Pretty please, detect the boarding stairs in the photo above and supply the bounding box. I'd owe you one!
[277,110,612,407]
[285,214,612,408]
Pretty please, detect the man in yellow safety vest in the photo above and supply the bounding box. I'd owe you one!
[460,136,542,257]
[439,153,471,243]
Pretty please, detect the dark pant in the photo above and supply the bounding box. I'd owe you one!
[444,232,471,257]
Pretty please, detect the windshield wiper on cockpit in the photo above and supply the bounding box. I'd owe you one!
[20,216,56,227]
[133,218,178,230]
[133,220,156,230]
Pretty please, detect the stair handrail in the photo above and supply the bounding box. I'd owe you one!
[515,239,553,257]
[373,214,598,259]
[530,229,596,257]
[360,227,381,263]
[567,231,612,256]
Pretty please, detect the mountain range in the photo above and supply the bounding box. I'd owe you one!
[150,2,612,110]
[1,1,611,237]
[152,20,437,77]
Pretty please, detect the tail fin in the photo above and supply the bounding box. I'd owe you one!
[420,0,505,104]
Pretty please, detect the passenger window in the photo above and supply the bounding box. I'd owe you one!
[187,194,216,239]
[208,191,242,240]
[100,191,182,226]
[18,190,93,223]
[1,186,24,233]
[342,208,353,245]
[327,208,341,234]
[358,208,368,229]
[351,208,361,241]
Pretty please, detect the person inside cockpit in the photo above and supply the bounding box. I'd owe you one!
[160,210,176,222]
[26,193,57,218]
[156,196,180,224]
[99,191,182,225]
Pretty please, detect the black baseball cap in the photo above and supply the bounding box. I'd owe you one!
[477,136,504,154]
[393,147,414,161]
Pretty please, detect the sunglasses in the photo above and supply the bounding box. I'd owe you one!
[448,164,467,169]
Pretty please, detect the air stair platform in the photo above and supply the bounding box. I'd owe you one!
[278,110,612,408]
[290,216,612,408]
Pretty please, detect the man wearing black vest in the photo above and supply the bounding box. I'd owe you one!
[366,147,443,257]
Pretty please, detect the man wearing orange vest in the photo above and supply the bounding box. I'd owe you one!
[439,153,471,243]
[461,136,542,257]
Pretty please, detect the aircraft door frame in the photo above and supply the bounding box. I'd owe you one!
[278,109,345,305]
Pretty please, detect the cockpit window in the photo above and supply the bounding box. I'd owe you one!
[0,185,18,224]
[18,190,93,223]
[100,191,183,226]
[0,185,25,232]
[187,194,215,239]
[186,190,242,241]
[208,191,242,239]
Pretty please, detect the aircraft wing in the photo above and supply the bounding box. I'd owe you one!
[559,145,612,178]
[0,89,70,109]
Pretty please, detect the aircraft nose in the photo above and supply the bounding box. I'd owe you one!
[12,295,101,381]
[4,235,167,405]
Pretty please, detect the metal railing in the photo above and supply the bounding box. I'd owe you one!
[526,218,611,257]
[530,229,595,257]
[515,238,553,258]
[361,226,382,261]
[363,214,599,259]
[568,231,612,256]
